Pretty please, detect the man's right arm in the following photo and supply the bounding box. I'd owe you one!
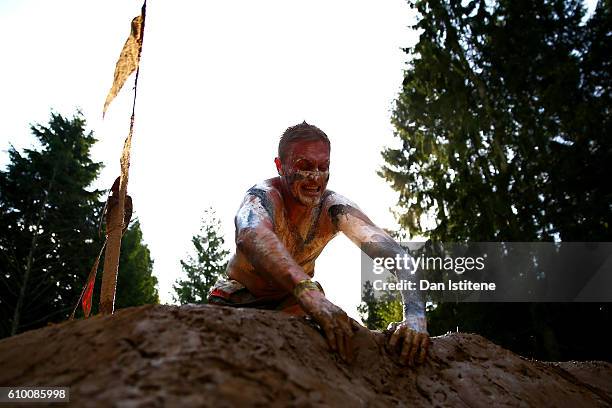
[234,192,311,292]
[235,191,355,362]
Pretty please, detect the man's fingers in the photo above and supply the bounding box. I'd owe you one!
[342,321,354,363]
[407,333,422,366]
[417,336,430,365]
[310,301,355,363]
[345,333,353,362]
[384,322,431,366]
[336,328,346,360]
[336,316,355,362]
[399,330,414,365]
[321,320,337,351]
[389,325,404,348]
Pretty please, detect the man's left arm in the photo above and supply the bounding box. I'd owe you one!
[328,194,430,366]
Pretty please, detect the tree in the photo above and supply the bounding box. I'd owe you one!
[173,209,229,304]
[0,112,103,338]
[115,220,159,308]
[358,281,384,329]
[85,219,159,315]
[358,281,403,330]
[379,0,611,360]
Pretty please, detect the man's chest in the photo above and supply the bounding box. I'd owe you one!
[273,208,337,265]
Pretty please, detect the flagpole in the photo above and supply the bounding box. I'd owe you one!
[99,1,146,315]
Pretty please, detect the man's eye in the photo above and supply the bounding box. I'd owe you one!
[295,161,312,171]
[319,165,329,172]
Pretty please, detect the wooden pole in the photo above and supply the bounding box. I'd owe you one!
[99,2,146,315]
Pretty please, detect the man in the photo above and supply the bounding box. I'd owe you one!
[208,122,429,366]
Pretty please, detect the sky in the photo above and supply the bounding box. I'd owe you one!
[0,0,598,320]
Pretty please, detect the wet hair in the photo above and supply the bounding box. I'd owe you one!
[278,121,330,162]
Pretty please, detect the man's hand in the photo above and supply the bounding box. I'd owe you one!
[297,290,355,362]
[387,321,430,366]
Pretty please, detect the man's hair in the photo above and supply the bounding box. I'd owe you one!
[278,121,330,162]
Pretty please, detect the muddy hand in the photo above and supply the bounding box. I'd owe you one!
[298,290,355,362]
[387,321,430,366]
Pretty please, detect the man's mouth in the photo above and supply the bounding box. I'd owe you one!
[302,185,322,196]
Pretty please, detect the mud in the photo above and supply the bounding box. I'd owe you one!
[0,304,610,407]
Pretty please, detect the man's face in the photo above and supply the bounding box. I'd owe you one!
[277,139,330,207]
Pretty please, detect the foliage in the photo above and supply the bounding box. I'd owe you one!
[115,220,159,308]
[376,0,611,360]
[0,112,103,337]
[173,209,229,304]
[0,112,160,336]
[87,219,160,314]
[358,280,403,330]
[383,0,611,241]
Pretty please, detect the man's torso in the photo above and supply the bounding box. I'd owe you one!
[227,178,340,298]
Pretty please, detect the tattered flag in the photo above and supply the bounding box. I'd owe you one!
[70,242,105,320]
[81,272,96,318]
[70,2,145,321]
[70,175,134,319]
[103,6,146,117]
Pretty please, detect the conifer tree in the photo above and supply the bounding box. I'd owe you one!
[379,0,611,360]
[0,112,102,337]
[173,209,229,304]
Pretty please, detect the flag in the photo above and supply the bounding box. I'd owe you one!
[103,4,146,117]
[81,271,96,318]
[70,242,105,319]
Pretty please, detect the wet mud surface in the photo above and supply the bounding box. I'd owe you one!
[1,304,610,407]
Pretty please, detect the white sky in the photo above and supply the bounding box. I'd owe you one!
[0,0,417,320]
[1,0,597,320]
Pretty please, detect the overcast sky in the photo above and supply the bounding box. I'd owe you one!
[0,0,597,320]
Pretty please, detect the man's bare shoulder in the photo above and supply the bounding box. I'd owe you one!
[237,178,283,219]
[245,178,283,204]
[322,190,374,227]
[322,190,358,207]
[321,190,363,215]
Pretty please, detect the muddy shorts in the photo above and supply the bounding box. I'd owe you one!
[207,276,324,316]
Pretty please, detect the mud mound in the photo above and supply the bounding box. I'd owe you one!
[0,304,610,407]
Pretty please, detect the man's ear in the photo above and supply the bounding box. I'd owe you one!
[274,157,284,176]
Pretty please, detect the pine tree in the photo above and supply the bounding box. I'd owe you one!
[85,219,159,317]
[0,112,103,337]
[379,0,611,360]
[358,281,403,330]
[83,219,159,318]
[86,219,159,313]
[115,220,159,308]
[173,209,229,304]
[357,281,384,329]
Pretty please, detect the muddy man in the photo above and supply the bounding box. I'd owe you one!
[208,122,429,366]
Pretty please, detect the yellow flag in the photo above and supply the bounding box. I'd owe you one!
[103,6,145,117]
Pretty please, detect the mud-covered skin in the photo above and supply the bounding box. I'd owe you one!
[229,183,428,364]
[229,180,337,298]
[228,138,428,365]
[328,204,427,329]
[327,202,429,365]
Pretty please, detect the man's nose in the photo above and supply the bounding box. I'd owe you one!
[306,171,319,180]
[311,170,329,181]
